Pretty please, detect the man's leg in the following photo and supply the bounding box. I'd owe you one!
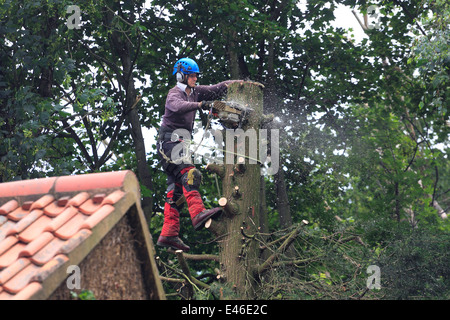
[160,183,180,237]
[179,166,222,230]
[179,166,205,218]
[157,176,190,252]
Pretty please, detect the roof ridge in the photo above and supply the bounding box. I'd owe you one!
[0,171,137,206]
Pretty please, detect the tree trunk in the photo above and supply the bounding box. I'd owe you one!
[105,2,153,222]
[126,87,154,223]
[275,166,292,228]
[210,82,264,299]
[264,33,293,229]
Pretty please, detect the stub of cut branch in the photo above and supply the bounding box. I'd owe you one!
[233,186,241,199]
[206,163,225,178]
[219,197,240,216]
[205,218,227,238]
[234,157,246,174]
[214,268,226,282]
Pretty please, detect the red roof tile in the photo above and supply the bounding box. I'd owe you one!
[31,238,66,265]
[0,236,18,256]
[19,215,53,243]
[0,258,30,285]
[0,170,143,300]
[12,282,43,300]
[7,206,29,222]
[30,195,55,211]
[0,200,19,215]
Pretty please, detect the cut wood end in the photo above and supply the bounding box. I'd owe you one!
[218,197,228,207]
[233,186,241,198]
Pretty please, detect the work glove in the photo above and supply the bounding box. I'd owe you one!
[199,100,214,111]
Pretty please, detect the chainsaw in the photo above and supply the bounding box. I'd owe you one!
[202,100,253,129]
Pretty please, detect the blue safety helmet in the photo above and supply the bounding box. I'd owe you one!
[173,58,201,82]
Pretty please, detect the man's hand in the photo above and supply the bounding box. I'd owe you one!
[199,100,214,111]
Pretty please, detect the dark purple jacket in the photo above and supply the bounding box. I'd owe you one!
[161,80,235,133]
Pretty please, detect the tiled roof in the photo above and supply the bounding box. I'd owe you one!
[0,170,155,300]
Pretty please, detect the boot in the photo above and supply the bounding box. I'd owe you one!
[192,207,223,231]
[157,235,190,252]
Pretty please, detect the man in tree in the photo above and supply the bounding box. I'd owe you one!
[156,57,240,252]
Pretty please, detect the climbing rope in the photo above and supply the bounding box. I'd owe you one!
[158,107,214,165]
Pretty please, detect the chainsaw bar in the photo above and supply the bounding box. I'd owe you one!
[212,101,243,115]
[211,101,253,129]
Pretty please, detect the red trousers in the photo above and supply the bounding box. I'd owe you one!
[160,166,206,237]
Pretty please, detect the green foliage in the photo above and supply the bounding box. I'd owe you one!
[376,228,450,299]
[70,289,96,300]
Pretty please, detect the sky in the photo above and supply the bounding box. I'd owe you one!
[332,4,368,42]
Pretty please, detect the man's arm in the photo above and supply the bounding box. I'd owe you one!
[196,80,239,102]
[165,88,199,113]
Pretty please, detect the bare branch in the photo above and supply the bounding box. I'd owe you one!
[175,250,211,290]
[256,224,303,275]
[159,276,184,283]
[182,252,220,262]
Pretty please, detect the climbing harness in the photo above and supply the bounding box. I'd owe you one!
[158,100,259,166]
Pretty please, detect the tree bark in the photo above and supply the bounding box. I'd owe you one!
[215,82,264,299]
[275,166,292,228]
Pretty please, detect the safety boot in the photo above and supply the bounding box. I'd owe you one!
[192,207,223,231]
[157,235,190,252]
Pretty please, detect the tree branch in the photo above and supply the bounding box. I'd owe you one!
[205,218,227,239]
[271,256,320,268]
[74,32,125,86]
[175,250,211,290]
[159,276,184,283]
[62,119,94,170]
[218,197,239,216]
[182,252,220,262]
[256,224,303,275]
[206,163,225,178]
[82,115,98,165]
